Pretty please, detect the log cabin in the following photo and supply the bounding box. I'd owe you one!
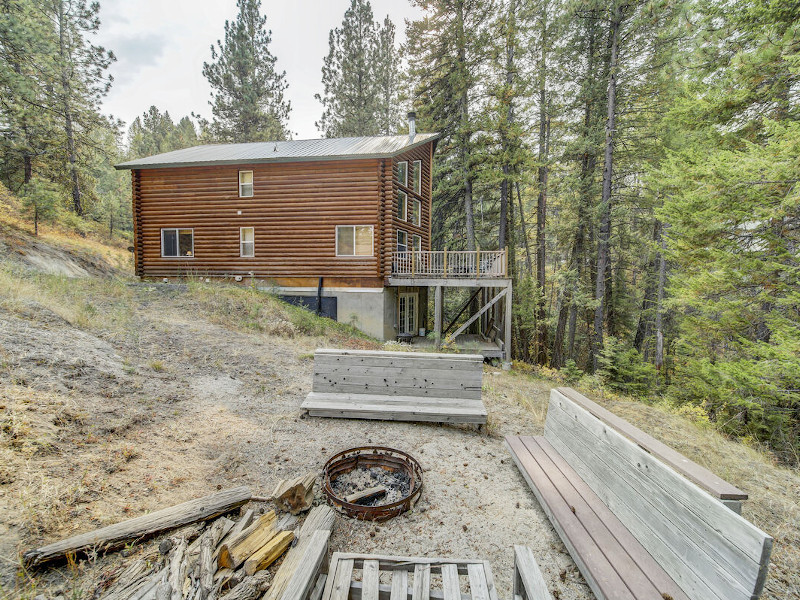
[117,114,512,361]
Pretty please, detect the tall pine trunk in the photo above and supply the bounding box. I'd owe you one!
[590,4,622,372]
[535,0,549,365]
[517,182,533,275]
[456,0,475,252]
[565,17,599,364]
[57,0,82,215]
[498,0,516,252]
[633,220,662,351]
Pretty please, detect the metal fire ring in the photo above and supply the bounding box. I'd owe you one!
[323,446,423,521]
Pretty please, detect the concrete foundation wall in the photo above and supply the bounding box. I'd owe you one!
[265,286,429,342]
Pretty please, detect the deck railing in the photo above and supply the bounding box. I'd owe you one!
[392,249,507,278]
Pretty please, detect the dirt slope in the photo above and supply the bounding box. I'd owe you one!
[0,229,797,600]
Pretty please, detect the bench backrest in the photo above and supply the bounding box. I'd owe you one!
[312,349,483,399]
[543,388,772,600]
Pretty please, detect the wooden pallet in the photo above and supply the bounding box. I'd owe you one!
[302,349,487,425]
[321,553,500,600]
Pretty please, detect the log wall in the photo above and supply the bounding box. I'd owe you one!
[134,143,434,285]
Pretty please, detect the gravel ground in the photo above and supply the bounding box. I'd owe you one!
[2,279,797,600]
[0,283,589,600]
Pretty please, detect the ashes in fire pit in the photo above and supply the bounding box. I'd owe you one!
[331,466,412,506]
[323,446,423,521]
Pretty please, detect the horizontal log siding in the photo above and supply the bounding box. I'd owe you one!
[132,169,143,276]
[390,145,432,261]
[137,159,382,280]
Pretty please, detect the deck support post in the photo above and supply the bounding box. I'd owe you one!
[504,280,513,368]
[434,285,443,349]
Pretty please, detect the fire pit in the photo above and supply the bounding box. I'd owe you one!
[323,446,423,521]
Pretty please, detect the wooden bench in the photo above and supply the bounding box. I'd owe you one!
[555,387,749,514]
[302,349,487,425]
[506,388,772,600]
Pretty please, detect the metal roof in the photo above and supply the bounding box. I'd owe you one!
[115,133,440,170]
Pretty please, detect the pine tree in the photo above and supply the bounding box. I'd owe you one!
[406,0,493,252]
[202,0,290,142]
[49,0,115,215]
[316,0,398,137]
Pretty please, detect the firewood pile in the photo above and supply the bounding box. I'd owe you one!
[23,473,333,600]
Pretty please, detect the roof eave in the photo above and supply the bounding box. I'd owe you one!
[114,133,441,171]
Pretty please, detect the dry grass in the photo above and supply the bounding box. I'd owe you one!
[0,184,132,273]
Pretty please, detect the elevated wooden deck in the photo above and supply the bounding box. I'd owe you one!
[391,250,507,281]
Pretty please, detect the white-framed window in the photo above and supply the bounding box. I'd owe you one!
[239,170,254,197]
[412,234,422,252]
[240,227,255,257]
[397,190,407,221]
[412,160,422,194]
[161,228,194,258]
[336,225,373,256]
[412,199,421,227]
[397,229,408,253]
[397,161,408,187]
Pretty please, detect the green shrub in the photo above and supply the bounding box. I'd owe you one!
[597,336,656,397]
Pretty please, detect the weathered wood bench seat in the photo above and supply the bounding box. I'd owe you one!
[302,349,487,424]
[506,388,772,600]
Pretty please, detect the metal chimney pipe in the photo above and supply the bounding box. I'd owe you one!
[407,111,416,140]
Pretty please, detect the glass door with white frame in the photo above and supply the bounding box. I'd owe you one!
[398,292,418,335]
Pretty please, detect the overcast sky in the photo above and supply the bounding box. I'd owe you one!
[94,0,422,141]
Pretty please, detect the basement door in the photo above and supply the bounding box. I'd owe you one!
[398,292,418,335]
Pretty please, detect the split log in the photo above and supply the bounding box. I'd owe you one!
[217,511,278,569]
[23,486,252,567]
[221,571,271,600]
[155,579,172,600]
[168,538,187,600]
[243,530,294,575]
[199,535,216,598]
[345,486,387,504]
[100,555,163,600]
[263,506,335,600]
[214,509,255,561]
[271,473,316,514]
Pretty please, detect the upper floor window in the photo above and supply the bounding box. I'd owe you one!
[161,228,194,258]
[412,160,422,194]
[411,199,421,227]
[397,230,408,253]
[336,225,373,256]
[412,234,422,252]
[397,161,408,187]
[397,190,408,221]
[240,227,255,257]
[239,171,254,197]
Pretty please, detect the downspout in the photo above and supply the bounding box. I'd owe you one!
[317,277,324,316]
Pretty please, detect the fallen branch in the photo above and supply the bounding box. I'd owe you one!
[23,486,252,567]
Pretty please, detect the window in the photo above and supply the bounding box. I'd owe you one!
[239,171,253,197]
[161,228,194,257]
[240,227,255,257]
[397,230,408,253]
[336,225,373,256]
[397,190,407,221]
[397,161,408,187]
[412,234,422,252]
[412,160,422,194]
[411,199,421,227]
